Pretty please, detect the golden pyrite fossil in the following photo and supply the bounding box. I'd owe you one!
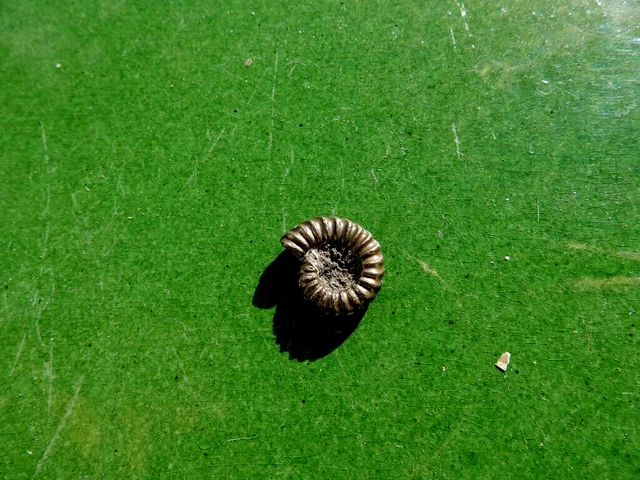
[281,217,384,314]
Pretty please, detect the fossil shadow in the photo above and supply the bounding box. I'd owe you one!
[253,250,367,361]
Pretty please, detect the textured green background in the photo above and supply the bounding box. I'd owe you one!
[1,0,639,478]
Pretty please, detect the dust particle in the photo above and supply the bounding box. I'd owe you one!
[495,352,511,372]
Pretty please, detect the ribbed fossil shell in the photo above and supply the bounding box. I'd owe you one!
[281,217,384,314]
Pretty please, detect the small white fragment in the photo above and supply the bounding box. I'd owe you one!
[495,352,511,372]
[55,63,61,68]
[505,255,510,261]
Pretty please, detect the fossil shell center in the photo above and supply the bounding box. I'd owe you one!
[302,242,363,292]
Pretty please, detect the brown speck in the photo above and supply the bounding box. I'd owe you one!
[244,58,253,67]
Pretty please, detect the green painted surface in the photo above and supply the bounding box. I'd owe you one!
[1,1,639,478]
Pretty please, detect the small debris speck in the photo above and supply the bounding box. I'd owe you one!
[495,352,511,372]
[244,58,253,67]
[55,63,61,69]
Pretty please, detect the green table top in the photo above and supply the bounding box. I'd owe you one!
[1,1,639,478]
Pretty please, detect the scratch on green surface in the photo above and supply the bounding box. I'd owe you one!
[575,276,640,288]
[8,333,26,377]
[227,435,259,443]
[32,375,84,479]
[409,255,446,286]
[46,339,54,417]
[569,243,640,262]
[268,51,279,164]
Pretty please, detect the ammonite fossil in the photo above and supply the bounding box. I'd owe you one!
[281,217,384,314]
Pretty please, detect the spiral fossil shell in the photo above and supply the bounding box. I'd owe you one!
[281,217,384,314]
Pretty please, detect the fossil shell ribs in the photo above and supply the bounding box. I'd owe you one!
[281,217,384,314]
